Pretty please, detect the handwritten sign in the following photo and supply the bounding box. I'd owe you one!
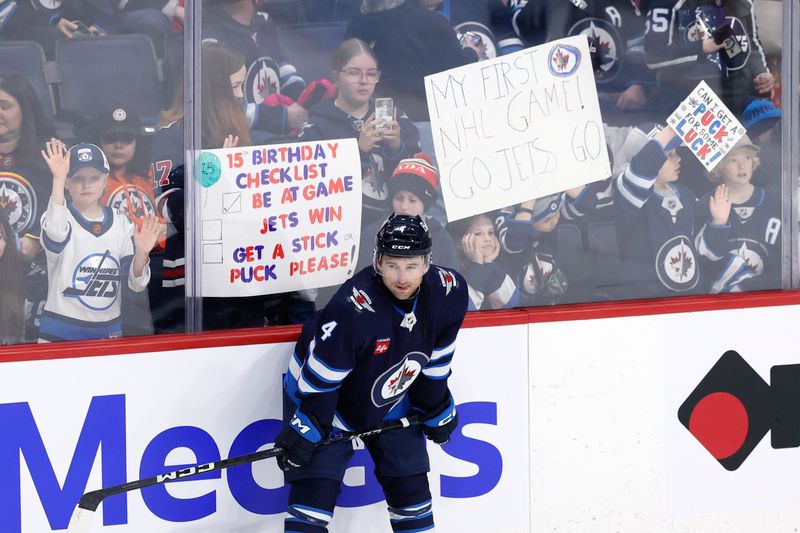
[424,35,610,222]
[666,81,746,171]
[198,138,362,297]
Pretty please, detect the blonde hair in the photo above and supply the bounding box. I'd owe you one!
[709,146,761,182]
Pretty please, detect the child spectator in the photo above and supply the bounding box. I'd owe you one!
[0,212,25,344]
[96,105,160,336]
[299,39,420,226]
[740,96,782,187]
[357,153,458,272]
[38,140,159,342]
[614,124,702,299]
[448,212,519,310]
[696,134,781,293]
[496,193,571,305]
[346,0,476,120]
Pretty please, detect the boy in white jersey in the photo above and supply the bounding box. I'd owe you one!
[38,139,159,341]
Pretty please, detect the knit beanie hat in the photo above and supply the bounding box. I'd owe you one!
[389,153,439,210]
[741,97,782,139]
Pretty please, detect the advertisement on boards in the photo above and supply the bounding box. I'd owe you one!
[0,325,529,533]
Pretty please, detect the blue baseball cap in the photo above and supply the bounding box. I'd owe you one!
[67,143,110,178]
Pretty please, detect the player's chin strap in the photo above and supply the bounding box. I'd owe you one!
[65,414,426,533]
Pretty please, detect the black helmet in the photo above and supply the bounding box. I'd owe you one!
[373,214,432,271]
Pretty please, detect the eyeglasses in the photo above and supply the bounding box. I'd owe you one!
[339,68,381,83]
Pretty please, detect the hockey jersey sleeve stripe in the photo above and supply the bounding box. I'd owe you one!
[710,255,755,293]
[615,172,648,209]
[427,354,454,368]
[431,340,456,360]
[305,344,352,384]
[486,275,519,309]
[41,224,72,253]
[422,364,451,379]
[297,373,340,395]
[695,223,726,261]
[646,55,698,69]
[288,352,302,379]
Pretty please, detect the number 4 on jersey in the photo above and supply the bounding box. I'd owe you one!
[320,321,337,341]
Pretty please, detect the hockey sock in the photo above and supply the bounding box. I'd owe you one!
[381,473,435,532]
[284,478,340,533]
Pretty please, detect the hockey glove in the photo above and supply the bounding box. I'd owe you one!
[423,395,459,445]
[275,408,324,471]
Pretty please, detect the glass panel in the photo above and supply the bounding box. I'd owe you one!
[0,1,186,345]
[188,0,793,331]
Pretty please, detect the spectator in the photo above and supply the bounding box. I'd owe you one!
[346,0,476,120]
[356,153,458,273]
[509,0,654,118]
[96,105,160,336]
[77,1,177,56]
[613,124,702,299]
[740,96,782,188]
[696,134,781,293]
[423,0,523,59]
[153,41,316,330]
[642,0,774,115]
[496,193,574,305]
[0,211,25,345]
[0,1,74,57]
[0,74,55,258]
[448,212,519,310]
[38,140,159,341]
[202,0,308,134]
[299,38,420,226]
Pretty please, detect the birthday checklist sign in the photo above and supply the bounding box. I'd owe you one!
[667,81,746,171]
[424,35,610,222]
[197,138,362,297]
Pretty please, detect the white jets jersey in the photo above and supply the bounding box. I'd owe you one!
[39,201,149,341]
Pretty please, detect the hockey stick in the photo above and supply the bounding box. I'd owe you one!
[66,414,423,532]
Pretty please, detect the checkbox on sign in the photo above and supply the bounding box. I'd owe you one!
[202,219,222,241]
[223,192,242,214]
[202,243,223,264]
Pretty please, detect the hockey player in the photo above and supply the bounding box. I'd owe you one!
[695,134,781,293]
[613,124,702,299]
[38,140,160,341]
[275,213,468,533]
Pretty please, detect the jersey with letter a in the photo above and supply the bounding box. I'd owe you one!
[39,202,147,341]
[284,265,468,434]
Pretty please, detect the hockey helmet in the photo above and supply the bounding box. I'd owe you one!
[373,213,432,272]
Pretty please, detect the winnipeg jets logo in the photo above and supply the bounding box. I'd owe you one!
[0,173,36,234]
[437,267,457,295]
[63,250,121,311]
[656,235,698,292]
[549,44,581,77]
[349,287,375,313]
[568,18,621,82]
[733,240,765,276]
[245,57,280,104]
[108,186,157,220]
[371,351,428,408]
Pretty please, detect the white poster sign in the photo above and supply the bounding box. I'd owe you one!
[425,35,610,221]
[666,81,746,171]
[197,138,362,297]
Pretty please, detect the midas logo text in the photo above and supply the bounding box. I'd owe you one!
[678,350,800,470]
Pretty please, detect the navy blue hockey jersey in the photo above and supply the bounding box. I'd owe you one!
[614,139,701,298]
[431,0,523,57]
[284,265,468,435]
[695,185,781,292]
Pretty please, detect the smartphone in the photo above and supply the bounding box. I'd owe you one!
[72,20,92,36]
[712,23,734,45]
[374,97,393,130]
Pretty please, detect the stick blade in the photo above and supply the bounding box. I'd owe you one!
[66,507,96,533]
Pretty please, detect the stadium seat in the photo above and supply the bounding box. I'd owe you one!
[55,34,163,128]
[163,31,184,105]
[586,220,624,296]
[0,40,57,117]
[277,22,348,83]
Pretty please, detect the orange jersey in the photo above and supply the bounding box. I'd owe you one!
[101,172,166,251]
